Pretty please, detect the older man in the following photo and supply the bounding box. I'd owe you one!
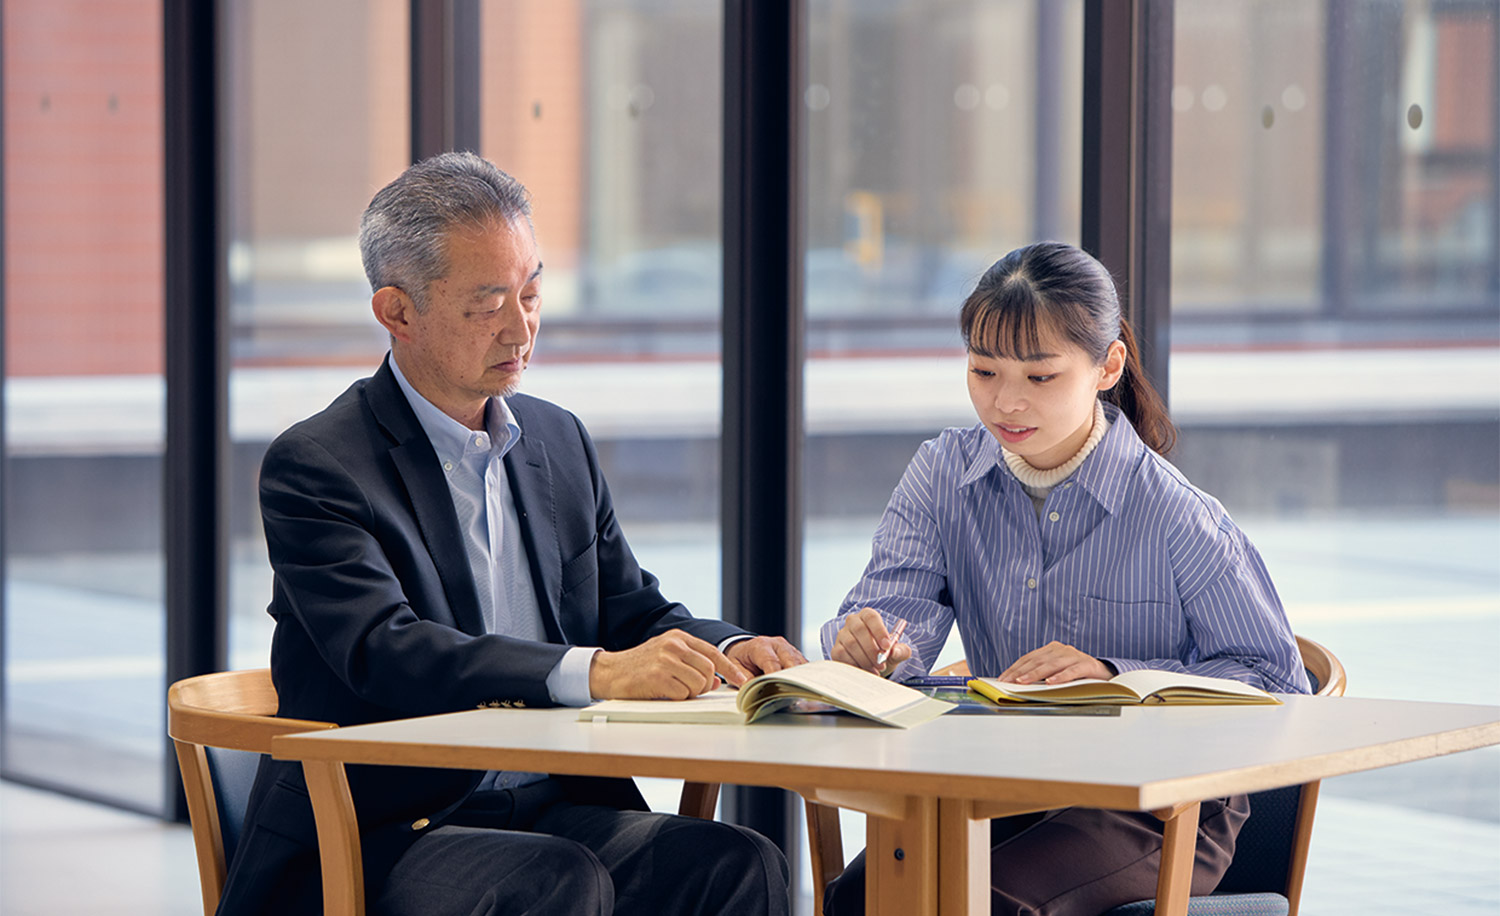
[218,152,801,916]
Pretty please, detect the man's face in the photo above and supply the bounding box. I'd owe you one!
[389,219,542,428]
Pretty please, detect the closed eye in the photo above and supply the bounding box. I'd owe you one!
[969,367,994,379]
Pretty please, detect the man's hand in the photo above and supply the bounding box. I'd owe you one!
[726,636,807,677]
[589,629,753,700]
[830,607,911,676]
[998,640,1113,685]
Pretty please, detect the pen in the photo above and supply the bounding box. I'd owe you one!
[876,617,908,667]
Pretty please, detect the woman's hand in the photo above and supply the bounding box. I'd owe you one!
[998,640,1113,685]
[830,607,911,676]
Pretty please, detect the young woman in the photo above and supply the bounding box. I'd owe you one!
[821,241,1308,916]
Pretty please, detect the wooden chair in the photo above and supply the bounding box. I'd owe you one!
[803,636,1346,916]
[169,669,723,916]
[168,669,354,916]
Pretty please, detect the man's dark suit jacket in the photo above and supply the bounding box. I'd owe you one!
[216,357,748,916]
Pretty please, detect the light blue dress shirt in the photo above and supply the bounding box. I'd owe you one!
[821,403,1310,694]
[390,359,596,706]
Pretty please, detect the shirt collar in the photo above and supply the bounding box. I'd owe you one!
[388,355,521,465]
[959,427,1004,489]
[1061,402,1141,514]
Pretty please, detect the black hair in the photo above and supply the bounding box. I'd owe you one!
[959,241,1176,454]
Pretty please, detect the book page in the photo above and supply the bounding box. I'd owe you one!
[739,660,953,725]
[1110,669,1275,702]
[973,670,1277,704]
[578,687,746,724]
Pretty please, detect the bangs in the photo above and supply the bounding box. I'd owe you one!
[961,281,1057,360]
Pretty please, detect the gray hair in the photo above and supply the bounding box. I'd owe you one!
[358,151,533,309]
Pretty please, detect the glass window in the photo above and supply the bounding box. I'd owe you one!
[1171,1,1499,911]
[2,0,167,811]
[478,0,724,815]
[223,0,410,668]
[480,0,725,620]
[801,0,1085,677]
[799,0,1085,902]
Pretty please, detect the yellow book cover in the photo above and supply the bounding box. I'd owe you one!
[968,669,1281,706]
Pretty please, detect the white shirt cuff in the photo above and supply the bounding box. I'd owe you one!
[719,634,752,654]
[547,646,601,707]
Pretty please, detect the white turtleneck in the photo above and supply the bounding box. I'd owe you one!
[1001,399,1110,515]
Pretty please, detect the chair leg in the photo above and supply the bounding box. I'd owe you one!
[302,760,366,916]
[679,781,721,819]
[1152,801,1201,916]
[1285,781,1323,916]
[806,800,847,916]
[173,740,228,916]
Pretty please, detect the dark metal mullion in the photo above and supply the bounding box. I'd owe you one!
[1320,0,1351,319]
[1033,0,1064,241]
[411,0,482,161]
[1134,0,1174,398]
[164,0,229,820]
[720,0,804,859]
[1081,0,1174,409]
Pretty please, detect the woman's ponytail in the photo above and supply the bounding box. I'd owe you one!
[1105,317,1176,455]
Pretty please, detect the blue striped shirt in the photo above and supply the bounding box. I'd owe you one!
[820,404,1310,694]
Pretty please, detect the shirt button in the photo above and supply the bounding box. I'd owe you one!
[443,461,454,471]
[1027,577,1037,589]
[411,818,430,831]
[1049,511,1061,522]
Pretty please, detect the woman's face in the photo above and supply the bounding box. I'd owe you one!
[966,326,1125,470]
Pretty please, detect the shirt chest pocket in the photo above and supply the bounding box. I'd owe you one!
[1077,594,1184,656]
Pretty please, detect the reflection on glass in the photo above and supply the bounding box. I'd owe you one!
[797,1,1087,894]
[481,0,725,622]
[2,0,167,811]
[805,0,1082,351]
[1171,3,1499,912]
[1172,0,1497,326]
[801,0,1085,658]
[224,0,410,666]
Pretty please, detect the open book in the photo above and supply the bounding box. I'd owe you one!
[967,669,1281,706]
[580,660,955,728]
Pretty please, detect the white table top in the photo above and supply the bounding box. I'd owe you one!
[273,695,1500,812]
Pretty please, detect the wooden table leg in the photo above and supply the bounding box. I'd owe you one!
[302,759,365,916]
[866,796,939,916]
[938,799,989,916]
[1153,801,1201,916]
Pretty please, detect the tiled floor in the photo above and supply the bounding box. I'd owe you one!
[0,780,201,916]
[2,777,1498,916]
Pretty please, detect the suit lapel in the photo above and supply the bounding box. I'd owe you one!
[366,359,488,637]
[503,429,566,644]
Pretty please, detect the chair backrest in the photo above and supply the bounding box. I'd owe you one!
[168,669,337,916]
[1213,635,1345,901]
[205,745,266,861]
